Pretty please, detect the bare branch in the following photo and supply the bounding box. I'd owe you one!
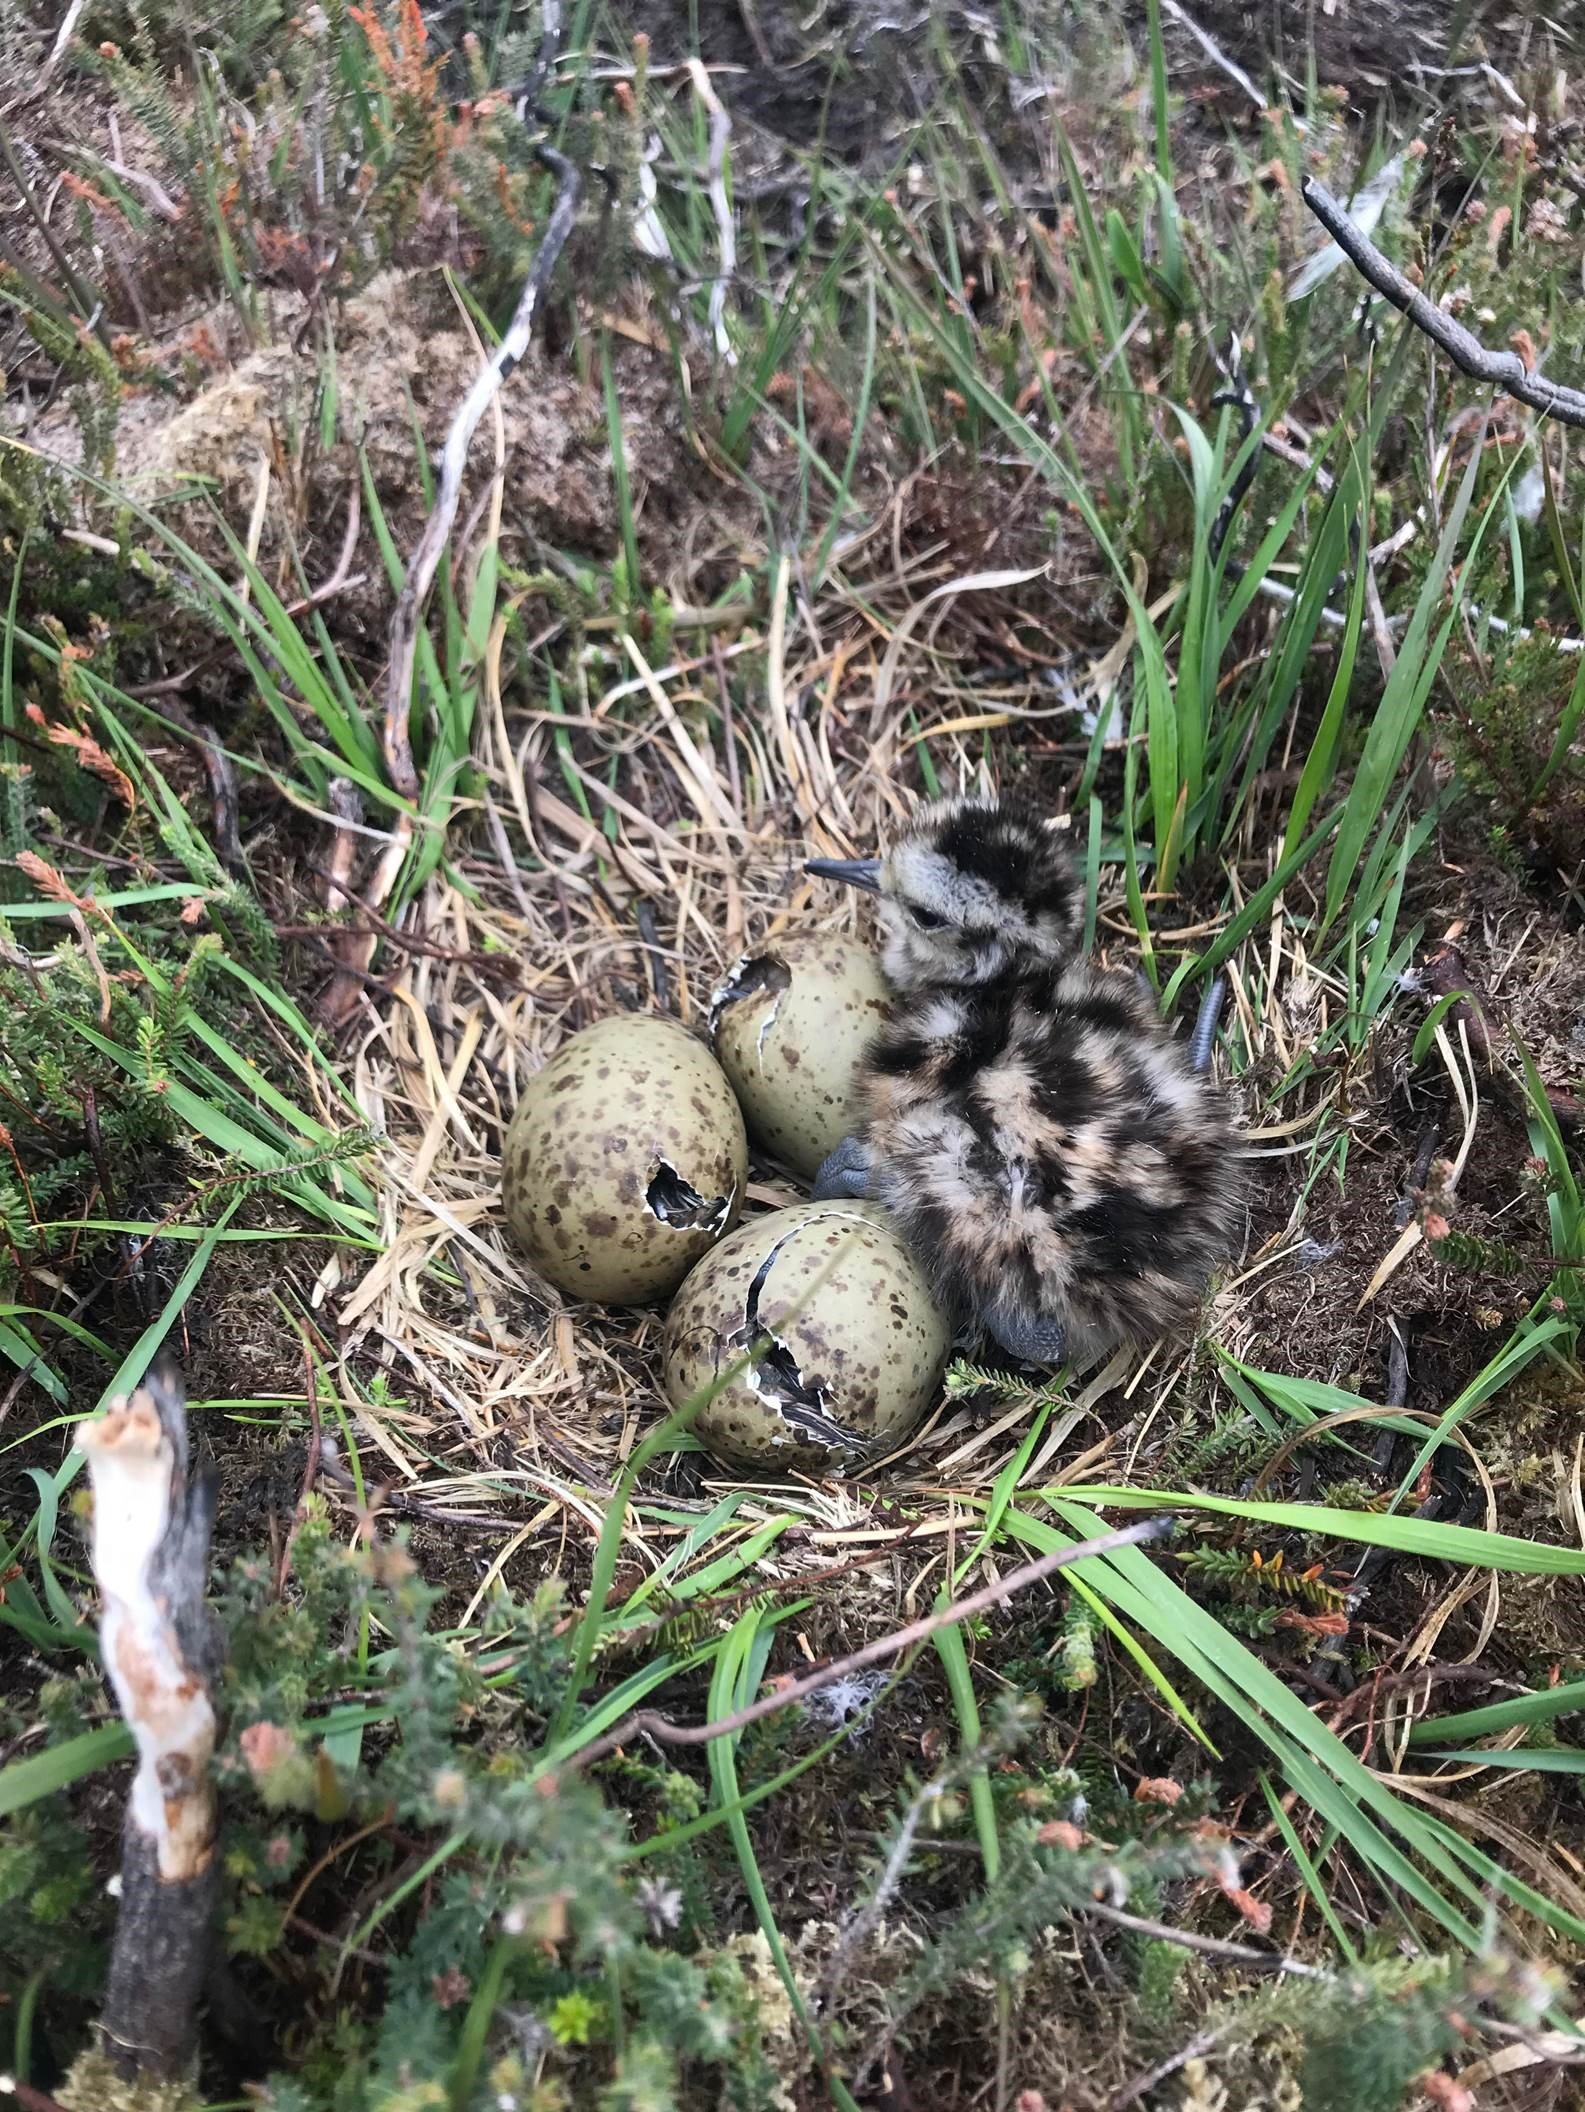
[508,0,563,111]
[685,58,737,364]
[155,697,244,872]
[1300,177,1585,431]
[1158,0,1264,112]
[319,777,365,914]
[1079,1898,1323,1974]
[1107,2029,1232,2112]
[320,136,580,1027]
[381,144,581,805]
[818,1767,949,2019]
[38,0,90,90]
[567,1516,1173,1772]
[72,1358,221,2082]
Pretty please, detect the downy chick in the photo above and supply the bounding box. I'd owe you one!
[805,797,1244,1367]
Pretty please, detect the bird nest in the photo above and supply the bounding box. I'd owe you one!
[313,482,1585,1640]
[316,516,1224,1591]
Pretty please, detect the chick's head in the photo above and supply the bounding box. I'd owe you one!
[808,796,1082,990]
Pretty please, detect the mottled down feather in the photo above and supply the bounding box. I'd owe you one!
[861,962,1242,1354]
[813,788,1246,1354]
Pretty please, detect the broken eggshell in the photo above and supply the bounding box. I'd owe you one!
[709,933,891,1179]
[663,1200,949,1474]
[502,1014,748,1305]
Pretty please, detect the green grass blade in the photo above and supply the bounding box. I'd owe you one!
[934,1617,1000,1881]
[1322,410,1508,928]
[1407,1678,1585,1747]
[1071,1484,1585,1572]
[0,1724,134,1817]
[1418,1748,1585,1773]
[1259,1771,1360,1963]
[1281,484,1370,862]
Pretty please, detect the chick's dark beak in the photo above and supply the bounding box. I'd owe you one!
[805,856,883,893]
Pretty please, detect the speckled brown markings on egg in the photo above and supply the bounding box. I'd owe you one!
[662,1201,949,1475]
[710,933,892,1179]
[501,1014,748,1305]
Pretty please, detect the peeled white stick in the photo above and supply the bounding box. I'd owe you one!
[74,1357,221,2081]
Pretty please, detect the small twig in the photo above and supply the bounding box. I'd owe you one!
[46,143,181,222]
[634,898,672,1010]
[608,1529,931,1657]
[506,0,563,111]
[711,635,742,817]
[275,1322,325,1597]
[66,901,112,1025]
[1363,559,1397,681]
[129,488,364,700]
[516,726,577,940]
[1471,2013,1585,2064]
[1415,939,1581,1129]
[1301,178,1585,431]
[685,59,737,364]
[36,0,89,91]
[480,791,537,921]
[1395,1121,1442,1229]
[1158,0,1266,112]
[1107,2030,1232,2112]
[570,1517,1173,1771]
[279,919,492,965]
[1385,1324,1410,1414]
[382,143,581,803]
[10,2081,72,2112]
[819,1769,948,2017]
[0,932,60,974]
[0,112,110,345]
[322,138,579,1027]
[316,1438,519,1533]
[156,696,244,871]
[1417,940,1497,1060]
[319,778,363,914]
[1208,335,1259,564]
[81,1087,118,1214]
[1080,1897,1322,1975]
[285,1911,390,1971]
[1327,1658,1507,1730]
[302,864,492,962]
[0,1121,44,1256]
[1368,1317,1411,1482]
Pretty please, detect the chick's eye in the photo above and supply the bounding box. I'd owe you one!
[909,903,945,931]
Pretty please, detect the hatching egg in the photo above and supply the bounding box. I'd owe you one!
[502,1014,747,1305]
[710,934,891,1179]
[663,1201,949,1474]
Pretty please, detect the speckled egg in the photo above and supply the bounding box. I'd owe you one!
[663,1201,949,1474]
[709,934,891,1179]
[502,1014,747,1305]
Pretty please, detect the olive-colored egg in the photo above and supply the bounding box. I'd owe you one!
[709,934,891,1179]
[663,1201,949,1474]
[502,1015,747,1305]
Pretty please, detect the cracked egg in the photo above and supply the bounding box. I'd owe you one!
[710,933,890,1179]
[663,1201,949,1474]
[502,1014,747,1305]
